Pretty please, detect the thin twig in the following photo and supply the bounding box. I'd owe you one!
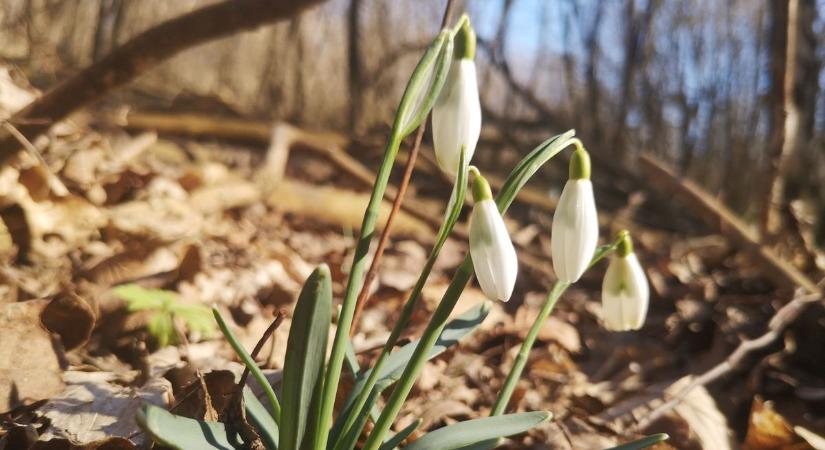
[238,309,285,390]
[348,0,458,338]
[1,121,68,196]
[350,125,426,337]
[632,291,822,431]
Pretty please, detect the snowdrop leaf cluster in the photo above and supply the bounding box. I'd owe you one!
[138,12,664,450]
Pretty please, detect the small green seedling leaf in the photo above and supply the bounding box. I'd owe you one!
[114,283,215,347]
[147,313,175,348]
[114,284,176,311]
[136,404,244,450]
[604,433,670,450]
[279,264,332,450]
[401,411,552,450]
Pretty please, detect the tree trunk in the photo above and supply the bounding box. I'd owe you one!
[761,0,799,240]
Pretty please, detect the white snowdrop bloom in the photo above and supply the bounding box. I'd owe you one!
[431,21,481,177]
[551,148,599,283]
[468,170,518,302]
[601,232,649,331]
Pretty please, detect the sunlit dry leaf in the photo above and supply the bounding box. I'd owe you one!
[38,371,170,446]
[0,300,64,413]
[743,398,808,450]
[665,377,733,450]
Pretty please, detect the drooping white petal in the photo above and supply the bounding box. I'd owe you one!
[469,199,518,302]
[551,179,599,283]
[601,253,649,331]
[432,59,481,176]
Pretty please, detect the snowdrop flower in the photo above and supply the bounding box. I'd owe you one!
[551,146,599,282]
[431,19,481,177]
[602,231,649,331]
[468,168,518,302]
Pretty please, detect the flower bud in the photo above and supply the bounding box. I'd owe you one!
[468,170,518,302]
[551,148,598,283]
[601,231,649,331]
[431,20,481,177]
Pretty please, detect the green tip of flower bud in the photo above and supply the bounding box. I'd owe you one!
[616,230,633,257]
[569,148,591,180]
[470,167,493,202]
[455,17,476,60]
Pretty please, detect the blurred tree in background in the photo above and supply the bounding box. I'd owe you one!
[1,0,823,240]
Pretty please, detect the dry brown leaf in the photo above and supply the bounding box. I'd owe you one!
[30,437,136,449]
[513,303,581,353]
[189,179,261,214]
[743,398,810,450]
[668,378,733,450]
[107,197,202,241]
[378,240,427,291]
[0,300,64,413]
[41,293,96,351]
[38,371,170,446]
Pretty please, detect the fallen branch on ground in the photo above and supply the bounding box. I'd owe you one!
[639,153,820,293]
[632,290,822,431]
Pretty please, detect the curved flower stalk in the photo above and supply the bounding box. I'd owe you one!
[602,231,649,331]
[469,167,518,302]
[551,144,599,283]
[360,131,578,450]
[432,18,481,176]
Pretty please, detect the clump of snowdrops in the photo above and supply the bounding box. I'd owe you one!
[137,14,666,450]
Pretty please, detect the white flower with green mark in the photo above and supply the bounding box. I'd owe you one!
[432,19,481,177]
[469,169,518,302]
[602,231,649,331]
[551,147,599,283]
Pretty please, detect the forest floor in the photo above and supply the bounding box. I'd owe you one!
[1,66,825,450]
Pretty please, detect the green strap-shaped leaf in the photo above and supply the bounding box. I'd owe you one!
[244,387,279,450]
[136,404,244,450]
[333,301,490,443]
[401,412,552,450]
[374,301,490,385]
[330,148,470,450]
[280,265,333,450]
[377,419,421,450]
[604,433,670,450]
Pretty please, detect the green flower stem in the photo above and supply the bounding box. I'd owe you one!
[491,280,568,415]
[361,131,579,450]
[212,308,281,423]
[313,33,453,450]
[361,258,476,450]
[491,238,623,416]
[332,151,467,450]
